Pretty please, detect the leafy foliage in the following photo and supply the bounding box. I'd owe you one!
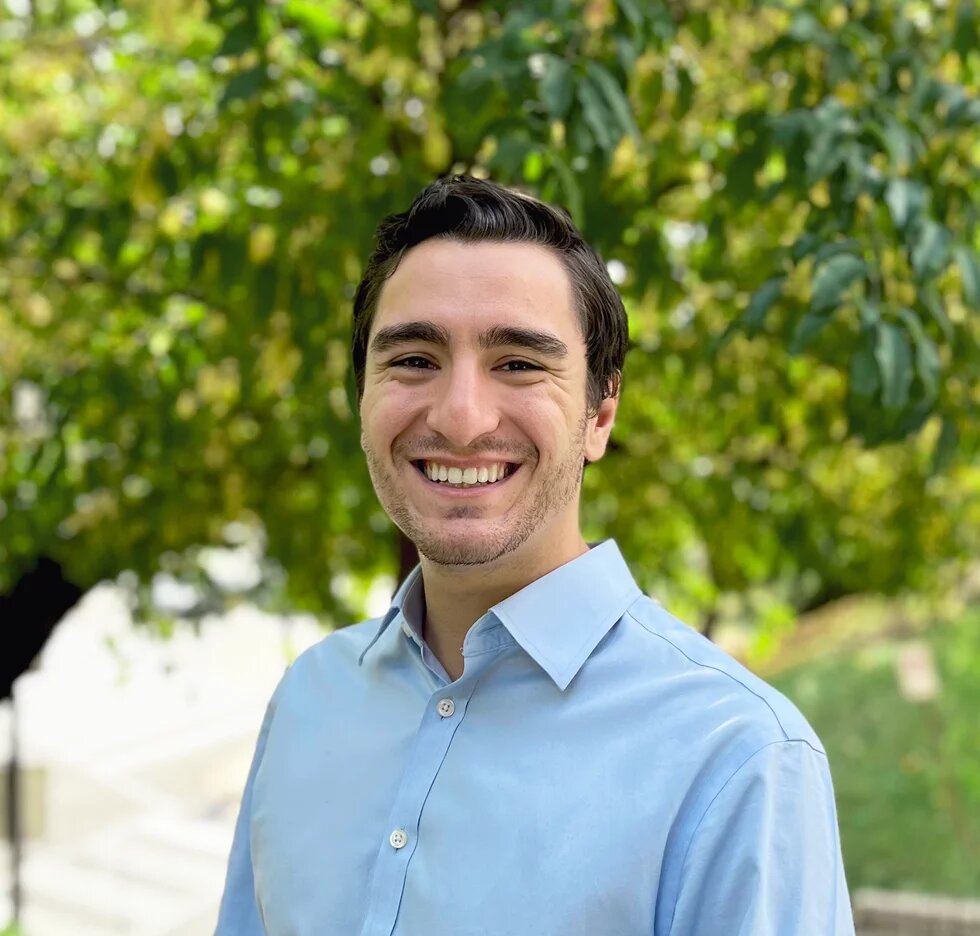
[0,0,977,627]
[774,605,980,895]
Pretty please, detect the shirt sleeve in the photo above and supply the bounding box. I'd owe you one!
[214,694,278,936]
[667,739,855,936]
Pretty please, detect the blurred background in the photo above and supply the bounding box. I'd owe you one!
[0,0,978,932]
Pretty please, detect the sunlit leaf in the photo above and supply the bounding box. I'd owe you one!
[875,321,914,411]
[585,62,639,140]
[910,218,951,279]
[539,55,574,119]
[885,178,924,230]
[810,254,866,313]
[576,79,615,152]
[954,245,980,308]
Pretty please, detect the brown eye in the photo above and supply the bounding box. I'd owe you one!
[391,356,436,369]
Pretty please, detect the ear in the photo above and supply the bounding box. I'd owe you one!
[584,392,619,464]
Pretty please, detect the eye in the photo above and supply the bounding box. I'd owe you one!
[498,360,543,373]
[390,355,436,370]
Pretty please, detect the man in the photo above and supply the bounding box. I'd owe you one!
[216,176,855,935]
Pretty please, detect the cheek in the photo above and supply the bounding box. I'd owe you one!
[506,396,571,447]
[361,386,424,442]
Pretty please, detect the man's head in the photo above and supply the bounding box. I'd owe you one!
[352,176,628,417]
[354,177,629,569]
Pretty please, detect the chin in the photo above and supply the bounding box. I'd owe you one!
[411,525,533,568]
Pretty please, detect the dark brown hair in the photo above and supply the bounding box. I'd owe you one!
[351,175,628,415]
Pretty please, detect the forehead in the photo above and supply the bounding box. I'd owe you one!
[371,239,582,343]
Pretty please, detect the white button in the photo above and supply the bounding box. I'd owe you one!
[436,698,455,718]
[389,828,409,849]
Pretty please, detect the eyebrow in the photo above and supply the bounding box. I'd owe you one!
[370,320,568,359]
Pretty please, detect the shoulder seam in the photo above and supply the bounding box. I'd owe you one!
[625,604,792,740]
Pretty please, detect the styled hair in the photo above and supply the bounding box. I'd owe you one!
[351,175,628,416]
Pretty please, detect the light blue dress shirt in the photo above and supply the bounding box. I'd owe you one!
[216,540,855,935]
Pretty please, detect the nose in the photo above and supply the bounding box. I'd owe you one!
[425,361,500,448]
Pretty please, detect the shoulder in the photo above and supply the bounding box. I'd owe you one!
[270,616,387,704]
[622,594,822,754]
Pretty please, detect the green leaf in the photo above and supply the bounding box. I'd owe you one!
[814,239,861,265]
[220,66,263,107]
[898,308,940,400]
[932,417,958,473]
[615,35,641,73]
[741,276,784,332]
[771,109,811,146]
[548,153,584,225]
[539,55,574,119]
[218,20,257,56]
[788,11,830,44]
[577,79,615,152]
[954,245,980,308]
[810,254,866,313]
[790,231,819,262]
[884,178,924,229]
[910,218,951,279]
[491,133,532,175]
[856,297,880,329]
[920,286,953,343]
[585,62,639,140]
[523,148,545,182]
[849,346,879,398]
[674,67,695,119]
[615,0,643,29]
[791,312,831,352]
[875,321,914,411]
[952,2,978,61]
[284,0,345,40]
[881,114,914,169]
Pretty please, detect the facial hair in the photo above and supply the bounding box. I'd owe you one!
[362,416,590,567]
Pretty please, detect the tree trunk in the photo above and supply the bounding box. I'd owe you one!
[1,556,83,701]
[397,532,419,587]
[0,556,82,926]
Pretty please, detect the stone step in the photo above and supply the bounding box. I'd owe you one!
[75,830,228,899]
[18,846,200,933]
[852,888,980,935]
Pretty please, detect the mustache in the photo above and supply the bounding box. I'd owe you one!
[394,437,537,461]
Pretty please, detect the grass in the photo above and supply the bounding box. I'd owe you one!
[771,605,980,897]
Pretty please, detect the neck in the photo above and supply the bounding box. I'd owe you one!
[418,533,590,681]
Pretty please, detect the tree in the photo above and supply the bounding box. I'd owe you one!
[1,0,977,692]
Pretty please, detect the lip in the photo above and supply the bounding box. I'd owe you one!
[410,456,520,469]
[410,461,522,497]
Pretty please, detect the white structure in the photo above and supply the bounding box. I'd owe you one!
[1,583,324,936]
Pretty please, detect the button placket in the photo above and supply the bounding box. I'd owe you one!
[360,657,496,936]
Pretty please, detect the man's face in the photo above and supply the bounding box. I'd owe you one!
[359,239,617,568]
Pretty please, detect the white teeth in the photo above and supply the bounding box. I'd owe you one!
[422,461,512,486]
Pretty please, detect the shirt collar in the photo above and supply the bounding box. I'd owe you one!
[357,563,425,665]
[489,540,641,690]
[360,540,642,691]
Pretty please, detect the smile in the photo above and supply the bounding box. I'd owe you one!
[413,460,520,491]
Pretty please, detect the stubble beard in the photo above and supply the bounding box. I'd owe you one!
[363,416,589,568]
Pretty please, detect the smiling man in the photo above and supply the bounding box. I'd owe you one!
[216,177,855,935]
